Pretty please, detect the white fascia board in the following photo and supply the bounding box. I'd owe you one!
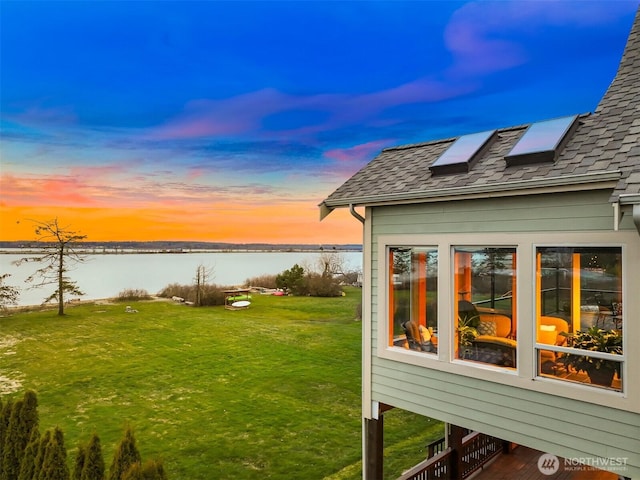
[323,171,621,210]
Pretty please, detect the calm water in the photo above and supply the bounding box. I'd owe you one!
[0,251,362,306]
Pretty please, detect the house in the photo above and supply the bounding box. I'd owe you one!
[320,8,640,480]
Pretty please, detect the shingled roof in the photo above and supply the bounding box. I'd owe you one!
[320,8,640,219]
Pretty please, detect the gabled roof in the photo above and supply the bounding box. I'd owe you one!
[320,8,640,218]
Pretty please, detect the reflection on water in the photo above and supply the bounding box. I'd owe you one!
[0,251,362,306]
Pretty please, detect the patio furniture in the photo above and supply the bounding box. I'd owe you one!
[538,316,569,374]
[471,336,517,367]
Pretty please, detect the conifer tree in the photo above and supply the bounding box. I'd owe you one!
[121,459,167,480]
[140,459,167,480]
[120,463,141,480]
[20,391,39,445]
[41,427,69,480]
[17,426,40,480]
[108,427,140,480]
[2,391,38,480]
[72,444,86,480]
[0,398,13,478]
[3,399,24,480]
[81,433,105,480]
[34,430,51,480]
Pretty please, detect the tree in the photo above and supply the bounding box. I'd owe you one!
[3,399,24,480]
[0,398,13,478]
[122,460,167,480]
[193,264,214,307]
[33,430,51,480]
[17,427,40,480]
[0,274,20,311]
[20,391,39,449]
[72,444,86,480]
[40,427,69,480]
[316,251,347,276]
[80,434,105,480]
[14,219,87,315]
[108,427,141,480]
[7,391,39,480]
[317,251,362,287]
[276,264,306,295]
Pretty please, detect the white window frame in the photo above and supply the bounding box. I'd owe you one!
[532,242,626,393]
[375,231,637,411]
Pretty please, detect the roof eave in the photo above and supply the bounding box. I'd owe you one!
[321,170,621,213]
[618,193,640,205]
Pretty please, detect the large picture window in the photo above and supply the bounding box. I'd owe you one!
[389,247,438,354]
[380,233,631,402]
[453,247,517,368]
[536,247,623,391]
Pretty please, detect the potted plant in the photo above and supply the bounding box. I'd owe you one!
[560,326,623,387]
[457,314,479,359]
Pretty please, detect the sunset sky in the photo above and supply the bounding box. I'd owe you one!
[1,1,638,244]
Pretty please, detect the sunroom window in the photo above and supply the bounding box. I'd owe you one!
[389,247,438,354]
[453,247,517,368]
[536,247,623,391]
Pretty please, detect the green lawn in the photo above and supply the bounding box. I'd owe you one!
[1,288,442,479]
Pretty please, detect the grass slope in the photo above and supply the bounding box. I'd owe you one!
[1,288,442,479]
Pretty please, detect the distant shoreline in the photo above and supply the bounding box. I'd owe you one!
[0,242,362,255]
[0,247,362,255]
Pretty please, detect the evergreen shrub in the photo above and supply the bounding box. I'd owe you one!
[1,392,166,480]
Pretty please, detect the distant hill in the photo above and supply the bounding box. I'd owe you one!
[0,241,362,253]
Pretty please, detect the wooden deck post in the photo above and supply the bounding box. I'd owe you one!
[364,416,384,480]
[448,423,465,480]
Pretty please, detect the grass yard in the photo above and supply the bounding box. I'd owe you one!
[0,287,443,479]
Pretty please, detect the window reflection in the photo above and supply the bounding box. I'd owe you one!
[536,247,623,391]
[389,247,438,354]
[453,247,517,368]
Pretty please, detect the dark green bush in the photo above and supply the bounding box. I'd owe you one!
[276,264,306,295]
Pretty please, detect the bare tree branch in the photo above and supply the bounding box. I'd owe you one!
[12,218,87,315]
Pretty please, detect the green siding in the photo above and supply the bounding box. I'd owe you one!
[367,190,640,476]
[371,191,624,236]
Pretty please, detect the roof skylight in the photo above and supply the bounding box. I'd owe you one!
[505,115,579,166]
[429,129,496,175]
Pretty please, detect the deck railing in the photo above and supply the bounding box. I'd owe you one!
[460,431,503,478]
[426,437,446,457]
[396,448,452,480]
[397,432,503,480]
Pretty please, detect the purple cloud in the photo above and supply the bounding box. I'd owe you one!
[149,76,474,143]
[444,0,635,77]
[324,139,394,163]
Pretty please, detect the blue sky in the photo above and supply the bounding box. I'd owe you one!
[1,1,638,243]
